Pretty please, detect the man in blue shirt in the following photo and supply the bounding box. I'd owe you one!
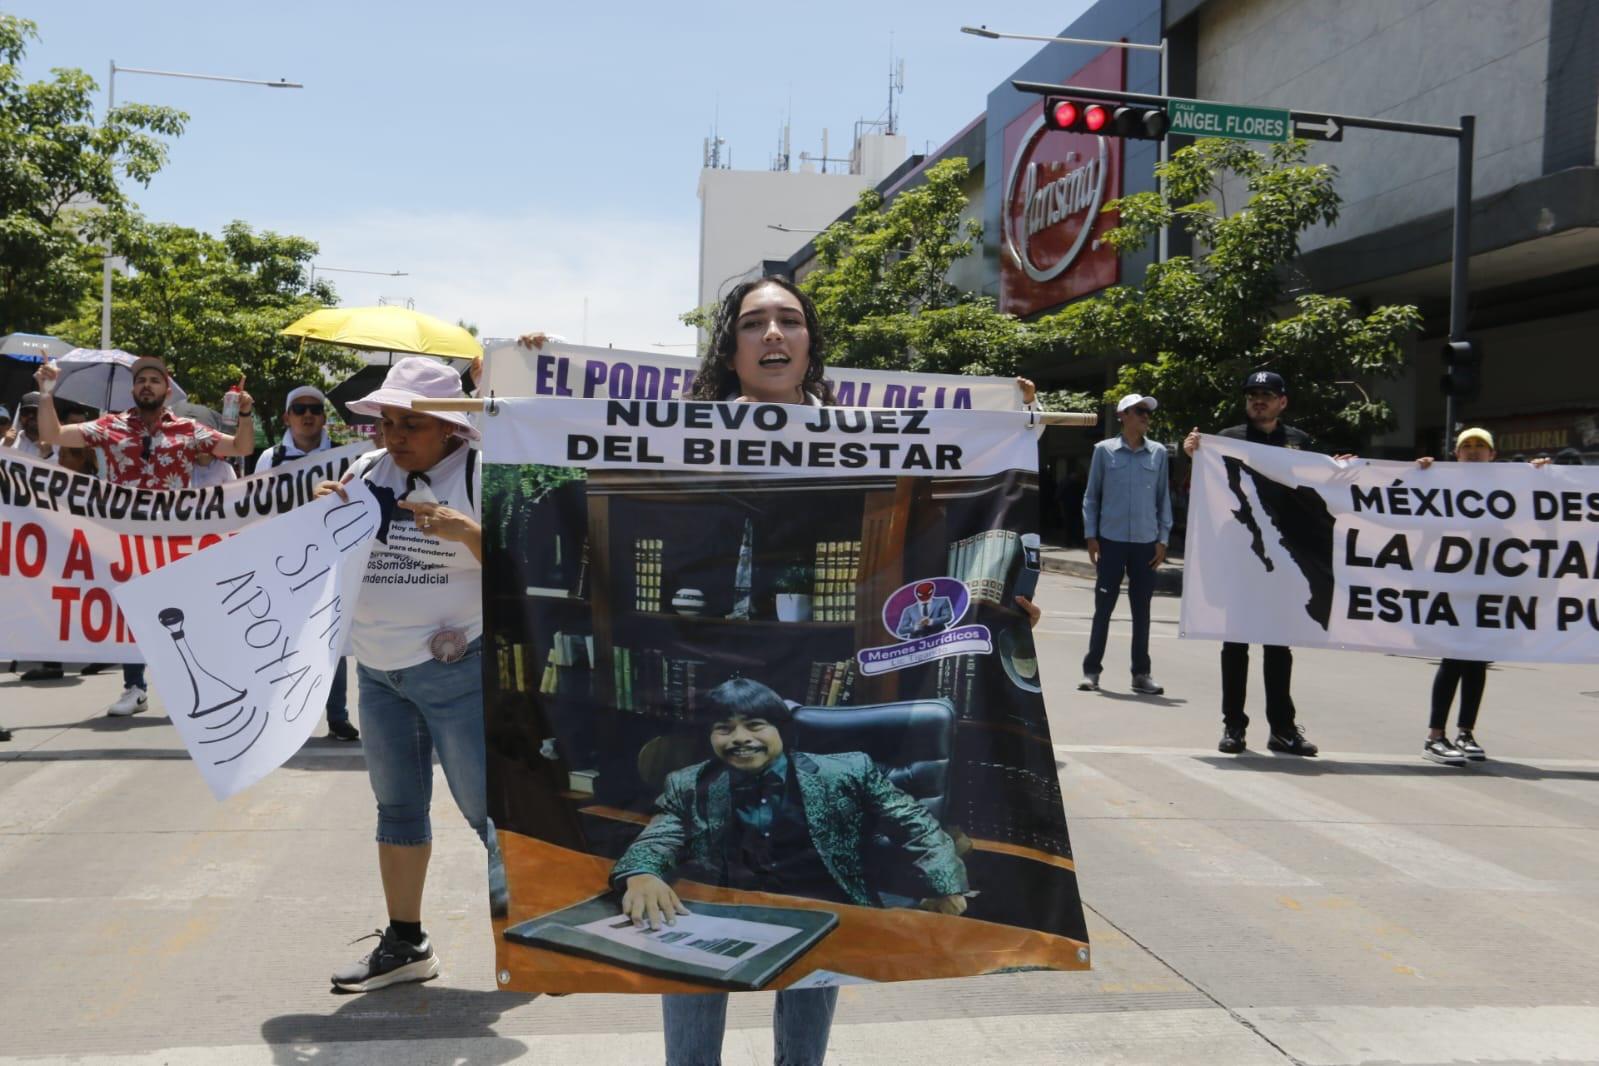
[1080,394,1172,694]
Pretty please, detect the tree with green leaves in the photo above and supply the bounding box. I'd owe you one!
[0,14,186,334]
[1065,139,1421,449]
[793,157,1095,411]
[52,218,359,437]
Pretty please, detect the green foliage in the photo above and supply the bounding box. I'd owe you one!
[0,15,187,333]
[1073,139,1420,449]
[800,158,1048,380]
[52,217,358,437]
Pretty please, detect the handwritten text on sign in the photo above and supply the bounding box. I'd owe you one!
[114,481,378,799]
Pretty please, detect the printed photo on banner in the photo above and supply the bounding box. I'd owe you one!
[477,398,1083,995]
[1182,435,1599,662]
[112,479,378,799]
[0,443,369,662]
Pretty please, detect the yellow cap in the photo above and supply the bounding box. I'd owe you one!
[1455,427,1494,450]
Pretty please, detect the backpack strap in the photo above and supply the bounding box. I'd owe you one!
[465,446,478,509]
[272,444,288,467]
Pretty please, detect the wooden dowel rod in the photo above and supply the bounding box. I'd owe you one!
[412,398,1099,427]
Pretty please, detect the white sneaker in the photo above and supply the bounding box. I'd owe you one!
[107,686,148,717]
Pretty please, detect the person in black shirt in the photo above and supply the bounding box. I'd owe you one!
[1183,370,1324,757]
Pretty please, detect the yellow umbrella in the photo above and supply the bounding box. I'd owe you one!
[281,306,481,360]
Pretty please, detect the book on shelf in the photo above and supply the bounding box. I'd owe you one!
[811,538,863,622]
[946,529,1021,606]
[539,630,594,698]
[634,537,663,612]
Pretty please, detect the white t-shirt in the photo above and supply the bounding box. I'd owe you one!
[190,457,238,487]
[346,444,483,670]
[3,432,46,459]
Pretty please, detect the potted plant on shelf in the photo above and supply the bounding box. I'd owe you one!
[773,564,813,622]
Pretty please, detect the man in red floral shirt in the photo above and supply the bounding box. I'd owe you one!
[35,355,257,716]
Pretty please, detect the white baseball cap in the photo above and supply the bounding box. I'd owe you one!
[1116,394,1158,414]
[284,385,328,412]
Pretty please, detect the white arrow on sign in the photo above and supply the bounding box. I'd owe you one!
[1294,116,1342,141]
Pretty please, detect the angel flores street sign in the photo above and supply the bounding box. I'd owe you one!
[1167,100,1290,142]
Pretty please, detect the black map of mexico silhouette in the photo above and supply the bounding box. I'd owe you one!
[1222,456,1335,630]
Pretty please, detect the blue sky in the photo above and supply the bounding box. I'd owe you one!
[24,1,1091,348]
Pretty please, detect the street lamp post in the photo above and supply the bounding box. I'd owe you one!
[308,265,409,290]
[101,63,304,349]
[961,25,1170,262]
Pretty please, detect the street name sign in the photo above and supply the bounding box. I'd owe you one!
[1167,100,1290,143]
[1291,113,1344,142]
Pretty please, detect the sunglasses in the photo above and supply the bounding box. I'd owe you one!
[289,403,325,416]
[1126,407,1152,417]
[141,434,153,460]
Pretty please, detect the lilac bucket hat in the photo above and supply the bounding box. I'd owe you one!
[346,357,479,440]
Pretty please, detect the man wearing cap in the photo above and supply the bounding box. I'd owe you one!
[255,386,335,473]
[0,392,53,460]
[1183,370,1323,757]
[35,355,257,718]
[1080,393,1172,695]
[0,403,12,440]
[255,385,358,742]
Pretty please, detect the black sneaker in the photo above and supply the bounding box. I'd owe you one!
[1267,728,1319,757]
[0,725,11,742]
[327,720,361,742]
[20,664,64,681]
[1454,731,1486,761]
[332,927,440,993]
[1218,728,1246,754]
[1423,736,1467,765]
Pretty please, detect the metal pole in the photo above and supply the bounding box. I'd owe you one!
[1156,39,1169,264]
[1444,114,1474,454]
[100,62,116,349]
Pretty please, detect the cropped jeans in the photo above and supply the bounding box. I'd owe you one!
[356,638,489,848]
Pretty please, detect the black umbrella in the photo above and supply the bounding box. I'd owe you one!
[327,365,388,425]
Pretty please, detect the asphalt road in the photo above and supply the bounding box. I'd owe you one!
[3,570,1597,1065]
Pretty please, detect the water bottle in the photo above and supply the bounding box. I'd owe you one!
[41,358,57,396]
[220,386,241,432]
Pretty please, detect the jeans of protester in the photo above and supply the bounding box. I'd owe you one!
[663,987,838,1066]
[325,657,350,726]
[356,638,488,847]
[1220,643,1297,735]
[1081,538,1157,677]
[1430,658,1488,732]
[123,663,145,690]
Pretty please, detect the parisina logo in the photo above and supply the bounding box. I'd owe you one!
[855,577,993,677]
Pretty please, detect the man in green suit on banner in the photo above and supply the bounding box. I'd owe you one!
[614,678,968,928]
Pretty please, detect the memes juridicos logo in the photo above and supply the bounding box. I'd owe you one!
[855,577,993,676]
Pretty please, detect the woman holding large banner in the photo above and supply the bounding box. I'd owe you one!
[314,357,501,993]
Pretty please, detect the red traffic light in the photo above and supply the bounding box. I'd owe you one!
[1044,96,1169,141]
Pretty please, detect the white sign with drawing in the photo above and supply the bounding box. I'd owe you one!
[113,480,378,799]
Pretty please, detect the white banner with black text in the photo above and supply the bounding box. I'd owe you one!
[1182,435,1599,662]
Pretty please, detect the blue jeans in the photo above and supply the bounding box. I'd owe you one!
[356,639,488,847]
[123,664,145,690]
[326,657,349,726]
[1082,538,1157,677]
[663,988,838,1066]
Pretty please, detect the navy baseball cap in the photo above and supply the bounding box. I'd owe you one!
[1243,370,1287,395]
[18,391,41,410]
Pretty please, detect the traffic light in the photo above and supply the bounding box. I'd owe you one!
[1440,339,1480,400]
[1044,97,1170,141]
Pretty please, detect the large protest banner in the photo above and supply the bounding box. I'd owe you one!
[479,398,1086,994]
[1183,435,1599,662]
[483,340,1025,410]
[0,443,368,662]
[113,481,378,798]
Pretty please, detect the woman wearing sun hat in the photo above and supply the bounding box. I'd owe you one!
[314,356,502,992]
